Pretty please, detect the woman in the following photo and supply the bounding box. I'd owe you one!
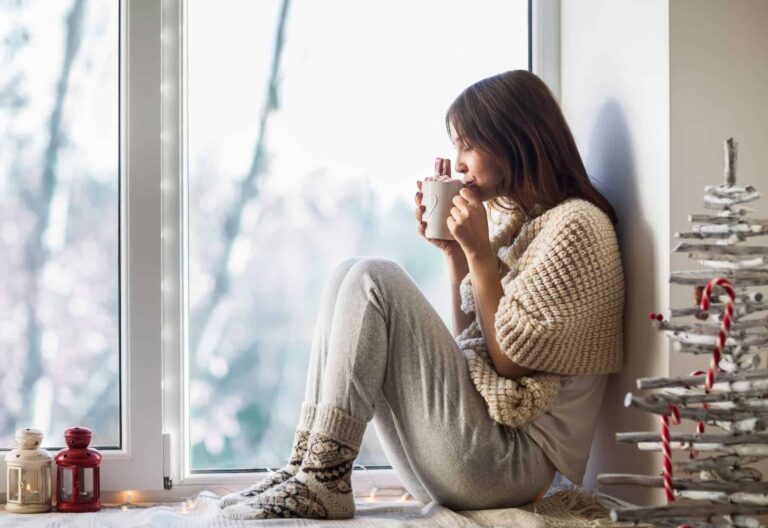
[219,70,624,521]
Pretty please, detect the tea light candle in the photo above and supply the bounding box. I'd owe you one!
[25,484,40,499]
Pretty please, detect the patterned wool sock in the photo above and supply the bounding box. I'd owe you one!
[218,402,317,509]
[222,403,366,520]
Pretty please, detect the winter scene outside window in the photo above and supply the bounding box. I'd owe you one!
[0,0,121,449]
[187,0,529,470]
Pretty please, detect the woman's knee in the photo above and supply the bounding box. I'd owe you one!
[346,257,408,285]
[327,257,406,294]
[325,257,365,288]
[332,256,365,276]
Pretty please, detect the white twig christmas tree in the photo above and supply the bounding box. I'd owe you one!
[598,139,768,527]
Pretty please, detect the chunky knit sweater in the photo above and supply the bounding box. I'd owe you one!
[456,197,624,428]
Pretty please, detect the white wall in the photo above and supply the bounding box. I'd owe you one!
[560,0,768,505]
[669,0,768,377]
[560,0,670,505]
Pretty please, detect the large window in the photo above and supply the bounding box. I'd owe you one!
[185,0,529,472]
[2,0,537,496]
[0,0,120,449]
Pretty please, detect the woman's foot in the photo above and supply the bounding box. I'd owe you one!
[218,403,317,509]
[222,404,365,520]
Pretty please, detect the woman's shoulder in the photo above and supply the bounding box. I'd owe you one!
[539,197,613,229]
[529,198,617,249]
[494,197,618,270]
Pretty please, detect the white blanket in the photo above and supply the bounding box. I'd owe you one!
[0,487,630,527]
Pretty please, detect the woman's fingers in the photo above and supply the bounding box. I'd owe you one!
[452,193,469,208]
[415,204,425,221]
[449,205,466,223]
[449,201,466,217]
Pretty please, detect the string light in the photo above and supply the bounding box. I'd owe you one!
[120,490,133,511]
[367,487,378,502]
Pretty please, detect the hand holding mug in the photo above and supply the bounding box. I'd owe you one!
[415,157,464,256]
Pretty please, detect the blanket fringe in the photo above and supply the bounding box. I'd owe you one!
[533,486,618,527]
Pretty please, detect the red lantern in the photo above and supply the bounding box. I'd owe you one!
[54,427,102,512]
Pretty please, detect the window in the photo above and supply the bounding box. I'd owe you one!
[0,1,120,449]
[3,0,541,497]
[1,0,167,496]
[182,0,529,475]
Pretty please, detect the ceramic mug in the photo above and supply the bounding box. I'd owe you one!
[422,179,465,240]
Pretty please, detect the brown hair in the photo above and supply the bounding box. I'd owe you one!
[445,70,618,224]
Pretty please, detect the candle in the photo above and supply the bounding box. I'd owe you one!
[24,483,40,503]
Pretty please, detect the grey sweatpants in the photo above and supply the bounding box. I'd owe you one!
[303,257,555,510]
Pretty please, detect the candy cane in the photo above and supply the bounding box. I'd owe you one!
[699,278,736,392]
[661,404,681,502]
[649,278,735,503]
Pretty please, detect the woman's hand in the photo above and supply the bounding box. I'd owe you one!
[415,180,463,258]
[447,187,494,261]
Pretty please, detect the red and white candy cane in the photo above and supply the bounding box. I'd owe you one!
[661,404,681,502]
[699,278,736,392]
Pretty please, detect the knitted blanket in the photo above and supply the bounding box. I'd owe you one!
[456,198,624,427]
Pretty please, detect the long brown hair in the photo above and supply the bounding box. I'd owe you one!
[445,70,618,224]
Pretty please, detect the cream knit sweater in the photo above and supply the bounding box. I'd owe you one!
[456,198,624,428]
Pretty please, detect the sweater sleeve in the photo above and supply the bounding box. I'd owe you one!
[493,208,624,375]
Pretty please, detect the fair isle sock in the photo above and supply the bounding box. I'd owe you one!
[222,403,366,520]
[218,402,317,509]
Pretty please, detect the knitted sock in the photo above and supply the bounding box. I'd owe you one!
[222,403,366,520]
[218,402,317,509]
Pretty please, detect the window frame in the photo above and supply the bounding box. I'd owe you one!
[532,0,561,100]
[3,0,556,504]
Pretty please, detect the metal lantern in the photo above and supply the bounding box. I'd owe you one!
[4,428,53,513]
[54,427,102,512]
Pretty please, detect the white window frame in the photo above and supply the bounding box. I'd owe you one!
[532,0,561,100]
[3,0,558,504]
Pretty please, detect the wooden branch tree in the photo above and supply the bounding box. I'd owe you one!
[598,138,768,527]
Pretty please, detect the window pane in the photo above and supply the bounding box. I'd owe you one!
[0,1,120,448]
[187,0,528,470]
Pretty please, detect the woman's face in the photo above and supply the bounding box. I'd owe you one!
[449,122,502,202]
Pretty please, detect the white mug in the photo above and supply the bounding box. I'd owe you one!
[422,179,465,240]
